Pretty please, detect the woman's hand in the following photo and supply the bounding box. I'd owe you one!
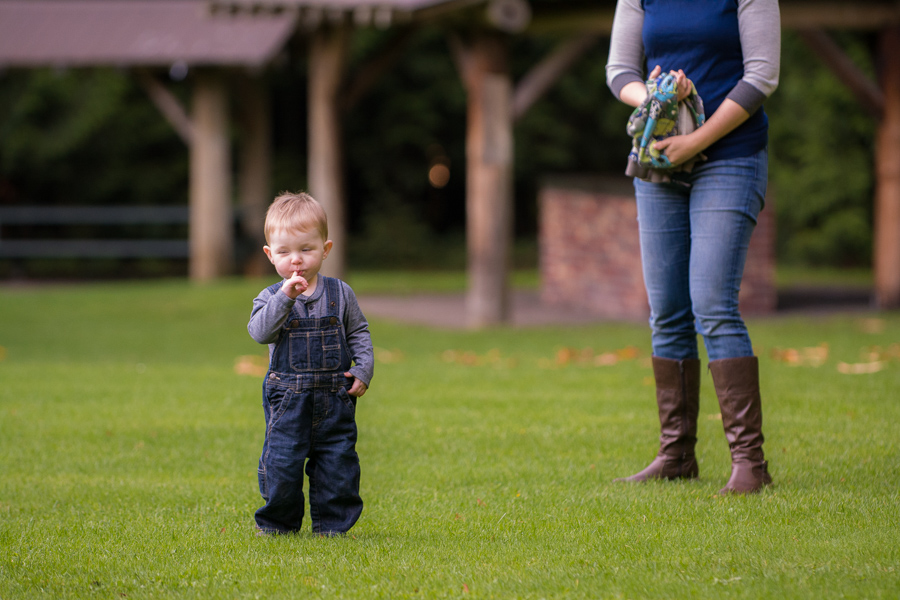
[652,133,703,167]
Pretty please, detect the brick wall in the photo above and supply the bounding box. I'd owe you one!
[539,176,775,320]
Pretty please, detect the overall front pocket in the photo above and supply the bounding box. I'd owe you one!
[288,329,342,372]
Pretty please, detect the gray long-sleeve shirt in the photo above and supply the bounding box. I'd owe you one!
[606,0,781,116]
[248,278,374,387]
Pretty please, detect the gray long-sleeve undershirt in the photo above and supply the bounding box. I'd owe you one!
[248,278,374,388]
[606,0,781,115]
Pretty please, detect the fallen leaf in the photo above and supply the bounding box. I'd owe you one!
[862,344,900,362]
[463,583,470,593]
[858,318,886,334]
[556,347,577,365]
[234,355,268,377]
[594,352,618,366]
[837,361,884,374]
[476,498,486,507]
[374,347,404,363]
[771,343,828,366]
[442,349,515,368]
[615,346,641,360]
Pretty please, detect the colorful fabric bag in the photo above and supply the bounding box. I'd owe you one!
[625,73,706,183]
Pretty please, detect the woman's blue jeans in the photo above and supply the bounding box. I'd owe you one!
[634,148,768,362]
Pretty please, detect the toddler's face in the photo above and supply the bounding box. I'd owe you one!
[264,228,332,285]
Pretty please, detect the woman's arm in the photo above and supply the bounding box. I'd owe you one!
[653,99,751,165]
[728,0,781,115]
[606,0,645,103]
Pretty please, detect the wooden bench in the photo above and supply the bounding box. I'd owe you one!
[0,206,190,259]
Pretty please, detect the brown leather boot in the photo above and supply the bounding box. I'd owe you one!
[617,356,701,482]
[709,356,772,494]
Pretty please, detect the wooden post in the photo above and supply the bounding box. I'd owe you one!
[237,71,272,277]
[189,69,233,281]
[458,34,514,328]
[875,26,900,308]
[309,23,349,280]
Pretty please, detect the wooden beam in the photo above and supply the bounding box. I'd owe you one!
[526,3,900,34]
[796,29,883,118]
[236,70,272,277]
[526,8,615,35]
[513,33,599,121]
[875,25,900,308]
[780,3,900,30]
[134,68,194,146]
[456,33,514,328]
[189,70,233,281]
[309,23,350,280]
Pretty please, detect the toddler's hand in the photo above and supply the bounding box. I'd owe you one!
[345,373,367,398]
[281,273,309,299]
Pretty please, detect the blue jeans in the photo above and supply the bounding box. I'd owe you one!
[256,373,362,535]
[634,148,767,361]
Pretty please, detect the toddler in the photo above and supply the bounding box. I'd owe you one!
[248,192,373,535]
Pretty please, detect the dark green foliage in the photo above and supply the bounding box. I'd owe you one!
[767,32,877,267]
[0,68,188,207]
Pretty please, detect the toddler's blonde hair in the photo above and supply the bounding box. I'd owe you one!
[264,192,328,243]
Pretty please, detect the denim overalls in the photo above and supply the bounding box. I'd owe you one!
[255,276,363,535]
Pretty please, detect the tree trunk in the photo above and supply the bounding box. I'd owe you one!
[237,72,272,277]
[309,24,349,280]
[189,70,233,281]
[461,34,513,328]
[875,26,900,308]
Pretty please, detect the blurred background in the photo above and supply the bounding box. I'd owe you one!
[0,0,886,299]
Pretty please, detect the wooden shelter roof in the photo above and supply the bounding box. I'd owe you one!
[209,0,530,31]
[0,0,297,68]
[207,0,900,34]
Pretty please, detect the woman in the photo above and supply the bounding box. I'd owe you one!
[606,0,781,493]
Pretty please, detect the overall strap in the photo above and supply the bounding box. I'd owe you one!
[321,276,351,357]
[322,276,341,319]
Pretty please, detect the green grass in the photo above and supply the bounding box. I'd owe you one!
[346,269,539,295]
[346,265,871,295]
[775,265,873,289]
[1,277,898,599]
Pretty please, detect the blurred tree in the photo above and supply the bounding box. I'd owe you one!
[0,68,188,207]
[767,31,877,267]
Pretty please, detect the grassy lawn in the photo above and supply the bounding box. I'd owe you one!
[1,276,898,599]
[345,269,540,295]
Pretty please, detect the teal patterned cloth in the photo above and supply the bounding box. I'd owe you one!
[625,73,706,183]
